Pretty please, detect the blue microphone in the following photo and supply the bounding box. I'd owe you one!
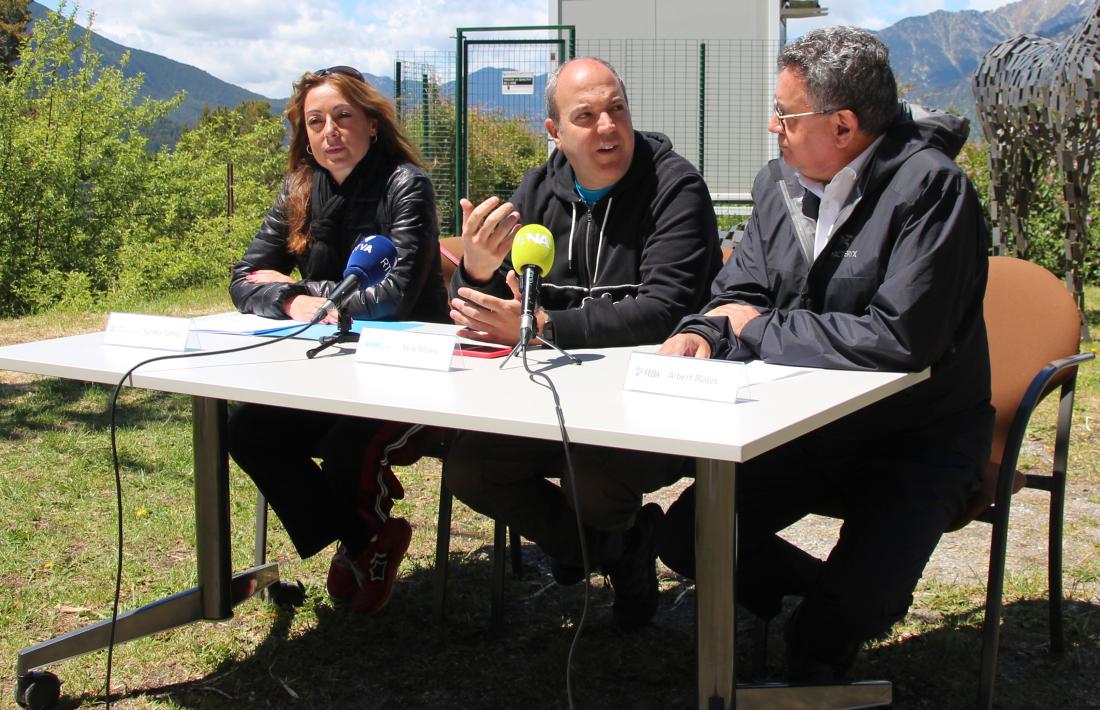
[310,235,398,324]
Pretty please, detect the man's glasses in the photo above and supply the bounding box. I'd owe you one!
[315,66,366,82]
[773,100,836,130]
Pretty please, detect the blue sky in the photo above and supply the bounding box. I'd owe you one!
[37,0,1018,98]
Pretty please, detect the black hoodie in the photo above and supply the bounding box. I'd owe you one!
[452,130,722,349]
[677,104,993,458]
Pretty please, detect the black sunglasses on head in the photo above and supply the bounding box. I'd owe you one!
[315,66,365,82]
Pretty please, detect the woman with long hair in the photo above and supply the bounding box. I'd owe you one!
[228,66,448,613]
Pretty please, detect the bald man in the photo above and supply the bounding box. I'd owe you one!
[445,57,721,629]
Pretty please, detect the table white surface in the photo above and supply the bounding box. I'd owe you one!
[0,329,924,463]
[0,326,927,709]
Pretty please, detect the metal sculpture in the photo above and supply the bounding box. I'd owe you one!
[973,0,1100,315]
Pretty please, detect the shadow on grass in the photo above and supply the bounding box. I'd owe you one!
[34,524,1099,710]
[756,597,1100,710]
[81,582,1096,710]
[73,544,697,710]
[0,379,192,438]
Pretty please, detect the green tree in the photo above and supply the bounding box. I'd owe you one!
[467,109,545,206]
[400,89,547,234]
[115,100,286,299]
[0,0,29,76]
[0,3,180,315]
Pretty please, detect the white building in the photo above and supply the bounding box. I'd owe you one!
[548,1,826,206]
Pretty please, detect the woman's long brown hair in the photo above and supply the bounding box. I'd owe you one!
[283,71,424,255]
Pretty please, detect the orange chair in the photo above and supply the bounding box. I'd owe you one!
[957,256,1092,709]
[746,256,1093,700]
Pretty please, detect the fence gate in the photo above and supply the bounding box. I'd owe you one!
[396,26,574,234]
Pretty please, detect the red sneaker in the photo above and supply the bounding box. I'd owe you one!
[326,545,358,602]
[350,517,413,614]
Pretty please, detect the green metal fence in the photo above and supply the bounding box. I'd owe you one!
[397,26,574,234]
[397,36,780,232]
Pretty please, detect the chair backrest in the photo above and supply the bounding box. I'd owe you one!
[439,237,464,286]
[954,256,1084,525]
[984,256,1082,467]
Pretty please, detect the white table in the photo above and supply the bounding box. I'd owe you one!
[0,328,927,709]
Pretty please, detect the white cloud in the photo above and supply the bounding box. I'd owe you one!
[41,0,1026,95]
[39,0,548,97]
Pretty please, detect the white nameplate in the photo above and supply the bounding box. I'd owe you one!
[623,351,747,403]
[104,312,199,351]
[355,329,457,371]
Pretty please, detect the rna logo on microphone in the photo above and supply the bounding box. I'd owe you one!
[521,231,552,249]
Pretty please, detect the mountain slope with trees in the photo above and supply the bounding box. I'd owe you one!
[877,0,1091,119]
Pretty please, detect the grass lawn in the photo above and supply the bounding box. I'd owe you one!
[1,284,1098,709]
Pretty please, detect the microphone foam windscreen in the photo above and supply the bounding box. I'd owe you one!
[344,234,398,287]
[511,224,555,276]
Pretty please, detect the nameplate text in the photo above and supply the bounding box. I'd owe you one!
[356,329,457,371]
[104,313,198,351]
[623,351,746,403]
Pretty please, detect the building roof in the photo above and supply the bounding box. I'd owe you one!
[782,0,828,19]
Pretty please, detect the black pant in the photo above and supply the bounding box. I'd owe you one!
[444,431,687,567]
[658,432,982,672]
[227,403,383,559]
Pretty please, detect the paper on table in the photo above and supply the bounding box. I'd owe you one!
[742,360,809,385]
[190,312,421,340]
[260,320,419,339]
[190,312,293,335]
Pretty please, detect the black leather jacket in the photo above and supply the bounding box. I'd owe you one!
[230,153,449,323]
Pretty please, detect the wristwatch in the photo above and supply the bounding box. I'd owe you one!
[541,311,555,342]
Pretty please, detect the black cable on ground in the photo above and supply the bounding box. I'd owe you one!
[520,347,590,710]
[103,323,313,707]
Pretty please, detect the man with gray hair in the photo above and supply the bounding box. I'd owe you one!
[657,26,994,680]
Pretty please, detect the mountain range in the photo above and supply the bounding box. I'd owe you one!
[26,0,1096,143]
[878,0,1092,123]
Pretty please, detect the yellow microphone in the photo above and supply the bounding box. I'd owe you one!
[511,224,555,343]
[512,224,555,276]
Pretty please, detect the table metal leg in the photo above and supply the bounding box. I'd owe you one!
[193,396,234,619]
[696,458,737,710]
[694,458,892,710]
[15,396,279,680]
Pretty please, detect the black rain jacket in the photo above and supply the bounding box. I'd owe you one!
[677,105,994,456]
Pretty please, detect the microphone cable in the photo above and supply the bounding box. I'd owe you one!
[103,322,313,708]
[518,346,589,710]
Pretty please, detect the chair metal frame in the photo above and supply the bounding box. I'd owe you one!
[432,481,523,628]
[974,349,1092,709]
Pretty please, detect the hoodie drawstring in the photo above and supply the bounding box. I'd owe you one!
[568,202,577,271]
[592,197,612,285]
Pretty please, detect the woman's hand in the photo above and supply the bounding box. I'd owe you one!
[245,270,295,285]
[283,295,335,323]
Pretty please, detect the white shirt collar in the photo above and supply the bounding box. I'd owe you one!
[797,135,884,260]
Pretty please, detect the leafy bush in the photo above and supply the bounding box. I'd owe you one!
[115,103,286,301]
[401,95,547,234]
[0,5,178,316]
[0,5,286,316]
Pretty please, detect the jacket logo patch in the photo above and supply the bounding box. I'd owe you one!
[831,249,858,259]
